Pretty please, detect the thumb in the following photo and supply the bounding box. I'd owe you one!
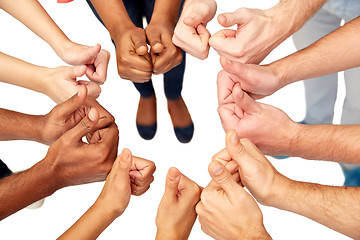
[53,85,87,116]
[113,148,133,181]
[85,43,101,63]
[146,28,164,54]
[183,15,203,27]
[131,31,148,56]
[65,65,87,80]
[208,160,241,200]
[66,107,100,142]
[217,9,249,27]
[233,83,261,114]
[164,167,181,201]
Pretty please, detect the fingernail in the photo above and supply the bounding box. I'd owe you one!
[168,168,180,180]
[212,164,223,176]
[88,108,96,121]
[231,131,239,144]
[122,149,131,162]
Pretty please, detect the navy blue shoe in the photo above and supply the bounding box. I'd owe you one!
[273,120,307,159]
[136,123,157,140]
[174,122,194,144]
[0,159,12,179]
[341,165,360,187]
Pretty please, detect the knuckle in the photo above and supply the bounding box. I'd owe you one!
[80,119,92,131]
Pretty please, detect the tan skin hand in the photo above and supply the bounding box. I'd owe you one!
[40,86,114,145]
[114,26,152,83]
[145,21,183,75]
[156,167,202,240]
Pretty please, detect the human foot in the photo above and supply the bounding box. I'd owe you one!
[136,94,157,140]
[167,96,194,143]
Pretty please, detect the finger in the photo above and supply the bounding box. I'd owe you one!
[131,32,148,56]
[211,148,231,166]
[216,70,237,105]
[85,50,111,84]
[65,107,100,142]
[164,167,181,202]
[111,148,132,177]
[217,9,250,28]
[131,184,150,196]
[233,83,261,114]
[131,175,154,187]
[208,160,242,202]
[53,85,87,118]
[197,24,211,45]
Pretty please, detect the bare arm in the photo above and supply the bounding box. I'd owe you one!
[275,16,360,86]
[0,0,70,58]
[0,160,58,220]
[0,108,43,142]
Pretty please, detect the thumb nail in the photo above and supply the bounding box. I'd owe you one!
[231,131,239,144]
[88,108,97,121]
[168,168,180,180]
[212,164,223,176]
[122,149,131,162]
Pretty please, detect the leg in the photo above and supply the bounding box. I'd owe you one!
[293,8,342,125]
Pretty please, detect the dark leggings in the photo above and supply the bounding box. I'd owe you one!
[86,0,186,100]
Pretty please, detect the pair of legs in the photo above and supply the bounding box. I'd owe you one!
[292,0,360,186]
[86,0,194,143]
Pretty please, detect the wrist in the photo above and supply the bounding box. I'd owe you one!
[156,229,184,240]
[265,3,299,37]
[32,158,60,196]
[109,20,136,41]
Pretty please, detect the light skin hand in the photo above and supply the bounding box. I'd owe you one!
[219,57,283,99]
[217,70,299,155]
[56,42,111,84]
[156,167,202,240]
[209,8,286,64]
[114,26,152,83]
[44,108,119,188]
[44,65,102,103]
[145,22,183,75]
[58,148,134,239]
[129,156,156,196]
[196,160,271,240]
[172,0,217,60]
[40,85,114,145]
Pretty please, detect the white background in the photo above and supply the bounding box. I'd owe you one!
[0,0,350,239]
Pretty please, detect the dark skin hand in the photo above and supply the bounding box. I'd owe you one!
[114,26,153,83]
[145,21,183,75]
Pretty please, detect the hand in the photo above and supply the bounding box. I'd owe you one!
[156,168,201,240]
[219,57,284,99]
[145,21,183,74]
[217,70,299,155]
[209,8,289,64]
[95,148,133,218]
[44,65,102,103]
[57,42,111,83]
[114,26,152,83]
[172,0,217,60]
[43,108,119,188]
[129,156,156,196]
[215,130,288,206]
[40,86,114,145]
[196,160,270,240]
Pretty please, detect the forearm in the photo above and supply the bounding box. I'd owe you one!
[267,0,326,36]
[0,0,71,56]
[0,108,43,142]
[58,200,118,239]
[88,0,134,39]
[273,179,360,239]
[284,124,360,164]
[150,0,182,26]
[273,17,360,85]
[0,160,58,220]
[0,52,50,94]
